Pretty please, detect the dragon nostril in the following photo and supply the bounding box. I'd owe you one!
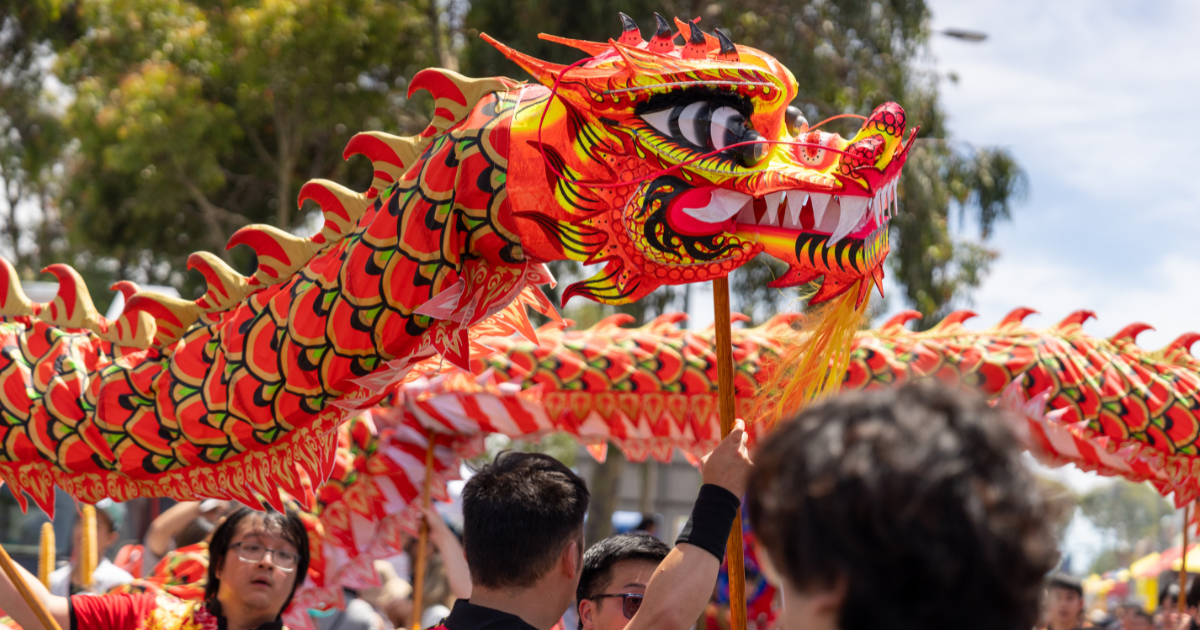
[785,106,808,136]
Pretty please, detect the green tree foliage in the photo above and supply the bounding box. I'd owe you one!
[461,0,1026,325]
[0,0,78,271]
[1080,480,1174,574]
[48,0,438,300]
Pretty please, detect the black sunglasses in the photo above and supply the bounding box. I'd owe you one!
[591,593,644,619]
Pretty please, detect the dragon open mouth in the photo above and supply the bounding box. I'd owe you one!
[660,177,898,299]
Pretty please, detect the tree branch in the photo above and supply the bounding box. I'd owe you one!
[243,123,281,173]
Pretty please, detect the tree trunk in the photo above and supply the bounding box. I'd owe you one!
[273,106,299,229]
[638,461,658,515]
[585,442,625,546]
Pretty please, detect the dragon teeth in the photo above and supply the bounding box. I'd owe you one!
[764,191,784,226]
[682,189,753,223]
[808,193,831,228]
[784,192,806,228]
[830,195,869,244]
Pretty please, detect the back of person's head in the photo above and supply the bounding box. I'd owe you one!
[204,507,310,616]
[577,534,670,604]
[1161,582,1181,608]
[1047,573,1083,598]
[747,382,1057,630]
[462,451,590,589]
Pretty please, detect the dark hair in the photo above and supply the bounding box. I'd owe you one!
[204,507,310,619]
[747,382,1057,630]
[1132,609,1153,622]
[1161,582,1181,607]
[576,534,669,629]
[1047,573,1083,597]
[462,451,590,589]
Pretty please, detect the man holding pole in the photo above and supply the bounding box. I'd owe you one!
[430,421,751,630]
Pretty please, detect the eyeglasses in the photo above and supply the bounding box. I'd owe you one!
[230,542,299,572]
[590,594,643,619]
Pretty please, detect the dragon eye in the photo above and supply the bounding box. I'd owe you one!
[708,107,745,150]
[641,101,752,151]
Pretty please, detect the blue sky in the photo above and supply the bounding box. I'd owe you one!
[685,0,1200,571]
[909,0,1200,571]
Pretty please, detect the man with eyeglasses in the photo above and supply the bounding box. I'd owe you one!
[0,506,310,630]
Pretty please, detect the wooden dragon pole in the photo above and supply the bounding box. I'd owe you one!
[0,542,63,630]
[712,276,747,630]
[1182,501,1192,615]
[411,434,437,630]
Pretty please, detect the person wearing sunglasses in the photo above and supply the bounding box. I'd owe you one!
[575,534,668,630]
[432,420,751,630]
[1,505,311,630]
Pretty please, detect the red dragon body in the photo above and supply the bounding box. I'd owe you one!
[0,15,914,513]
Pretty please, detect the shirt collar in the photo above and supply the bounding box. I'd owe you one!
[442,600,541,630]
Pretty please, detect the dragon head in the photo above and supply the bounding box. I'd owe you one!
[491,14,915,306]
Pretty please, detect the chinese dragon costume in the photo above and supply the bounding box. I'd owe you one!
[0,14,915,513]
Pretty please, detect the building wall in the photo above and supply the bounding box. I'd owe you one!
[574,446,702,544]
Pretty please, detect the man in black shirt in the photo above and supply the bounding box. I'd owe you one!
[435,420,751,630]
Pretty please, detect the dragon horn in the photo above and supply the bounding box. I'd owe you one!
[928,310,977,333]
[714,28,739,61]
[227,224,318,287]
[39,264,102,331]
[0,257,39,317]
[188,251,251,313]
[298,179,372,247]
[1111,323,1154,346]
[538,33,611,56]
[481,33,569,88]
[110,281,142,301]
[997,307,1038,328]
[343,131,431,197]
[617,13,643,46]
[123,291,202,349]
[1164,333,1200,359]
[879,310,922,333]
[1054,310,1096,332]
[648,13,675,53]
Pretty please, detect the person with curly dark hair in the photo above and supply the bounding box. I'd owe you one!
[746,381,1059,630]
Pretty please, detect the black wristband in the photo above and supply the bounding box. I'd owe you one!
[675,484,741,560]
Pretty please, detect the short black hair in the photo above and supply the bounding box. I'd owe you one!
[462,451,590,589]
[747,382,1057,630]
[1047,573,1083,597]
[577,533,669,603]
[1161,582,1181,607]
[1132,609,1153,623]
[204,507,310,618]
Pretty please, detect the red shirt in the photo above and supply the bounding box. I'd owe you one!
[70,592,218,630]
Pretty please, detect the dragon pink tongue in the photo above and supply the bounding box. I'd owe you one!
[665,187,751,236]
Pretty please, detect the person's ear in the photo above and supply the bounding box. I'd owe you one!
[758,550,781,586]
[809,576,848,616]
[104,530,119,547]
[562,539,582,578]
[579,600,596,630]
